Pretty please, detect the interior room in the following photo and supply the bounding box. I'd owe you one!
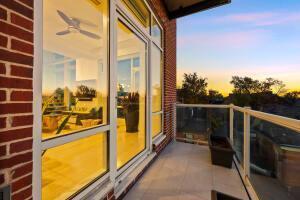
[42,0,110,199]
[42,0,109,139]
[116,20,147,169]
[41,0,155,199]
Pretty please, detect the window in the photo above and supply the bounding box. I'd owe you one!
[42,133,108,200]
[152,45,162,112]
[121,0,150,33]
[116,20,147,169]
[152,114,162,138]
[152,17,162,46]
[38,0,165,198]
[151,44,163,138]
[42,0,109,140]
[42,0,109,198]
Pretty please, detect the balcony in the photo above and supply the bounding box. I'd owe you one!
[124,142,248,200]
[123,104,300,200]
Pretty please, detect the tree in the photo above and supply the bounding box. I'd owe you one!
[54,87,64,104]
[54,87,64,97]
[230,76,286,95]
[208,90,224,104]
[229,76,286,108]
[259,78,286,95]
[230,76,260,94]
[283,91,300,105]
[177,73,208,103]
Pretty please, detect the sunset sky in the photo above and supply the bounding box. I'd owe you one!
[177,0,300,96]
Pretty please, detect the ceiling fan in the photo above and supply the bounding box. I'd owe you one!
[56,10,100,40]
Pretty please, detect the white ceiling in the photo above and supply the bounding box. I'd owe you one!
[44,0,145,61]
[43,0,107,59]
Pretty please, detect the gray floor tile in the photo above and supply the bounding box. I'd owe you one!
[124,142,248,200]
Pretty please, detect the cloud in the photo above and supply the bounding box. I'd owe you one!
[178,11,300,49]
[215,11,300,27]
[178,29,267,48]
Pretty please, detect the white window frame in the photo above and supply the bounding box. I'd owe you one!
[151,15,164,49]
[150,17,164,142]
[115,0,165,170]
[151,43,164,141]
[114,12,150,177]
[33,1,111,199]
[33,0,165,199]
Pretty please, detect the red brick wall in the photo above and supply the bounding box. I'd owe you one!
[149,0,177,153]
[0,1,33,199]
[0,0,175,199]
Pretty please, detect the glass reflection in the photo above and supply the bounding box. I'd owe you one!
[152,114,162,138]
[116,21,147,169]
[152,45,162,112]
[152,18,162,46]
[42,133,108,200]
[121,0,150,32]
[42,0,109,140]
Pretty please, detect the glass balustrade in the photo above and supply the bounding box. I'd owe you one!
[175,104,300,200]
[176,106,229,144]
[233,110,244,166]
[249,117,300,200]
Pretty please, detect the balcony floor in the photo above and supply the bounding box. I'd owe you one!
[124,142,249,200]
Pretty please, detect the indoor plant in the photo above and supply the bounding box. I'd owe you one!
[121,92,139,133]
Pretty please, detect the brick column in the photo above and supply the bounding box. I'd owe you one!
[149,0,177,152]
[0,1,34,199]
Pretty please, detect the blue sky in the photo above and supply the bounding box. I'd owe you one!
[177,0,300,95]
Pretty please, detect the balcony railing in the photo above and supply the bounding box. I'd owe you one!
[175,104,300,200]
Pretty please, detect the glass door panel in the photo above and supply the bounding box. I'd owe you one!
[116,20,147,169]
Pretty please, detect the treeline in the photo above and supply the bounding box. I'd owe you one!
[177,73,300,109]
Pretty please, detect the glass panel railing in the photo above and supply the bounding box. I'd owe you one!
[233,110,244,166]
[249,117,300,200]
[175,104,300,200]
[176,106,229,144]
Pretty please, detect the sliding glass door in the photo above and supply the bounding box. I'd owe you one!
[116,19,148,170]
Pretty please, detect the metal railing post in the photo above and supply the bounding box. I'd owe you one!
[229,104,234,142]
[243,107,251,178]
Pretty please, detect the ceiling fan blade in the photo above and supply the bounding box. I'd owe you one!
[79,29,101,39]
[56,30,71,35]
[72,17,97,27]
[57,10,74,26]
